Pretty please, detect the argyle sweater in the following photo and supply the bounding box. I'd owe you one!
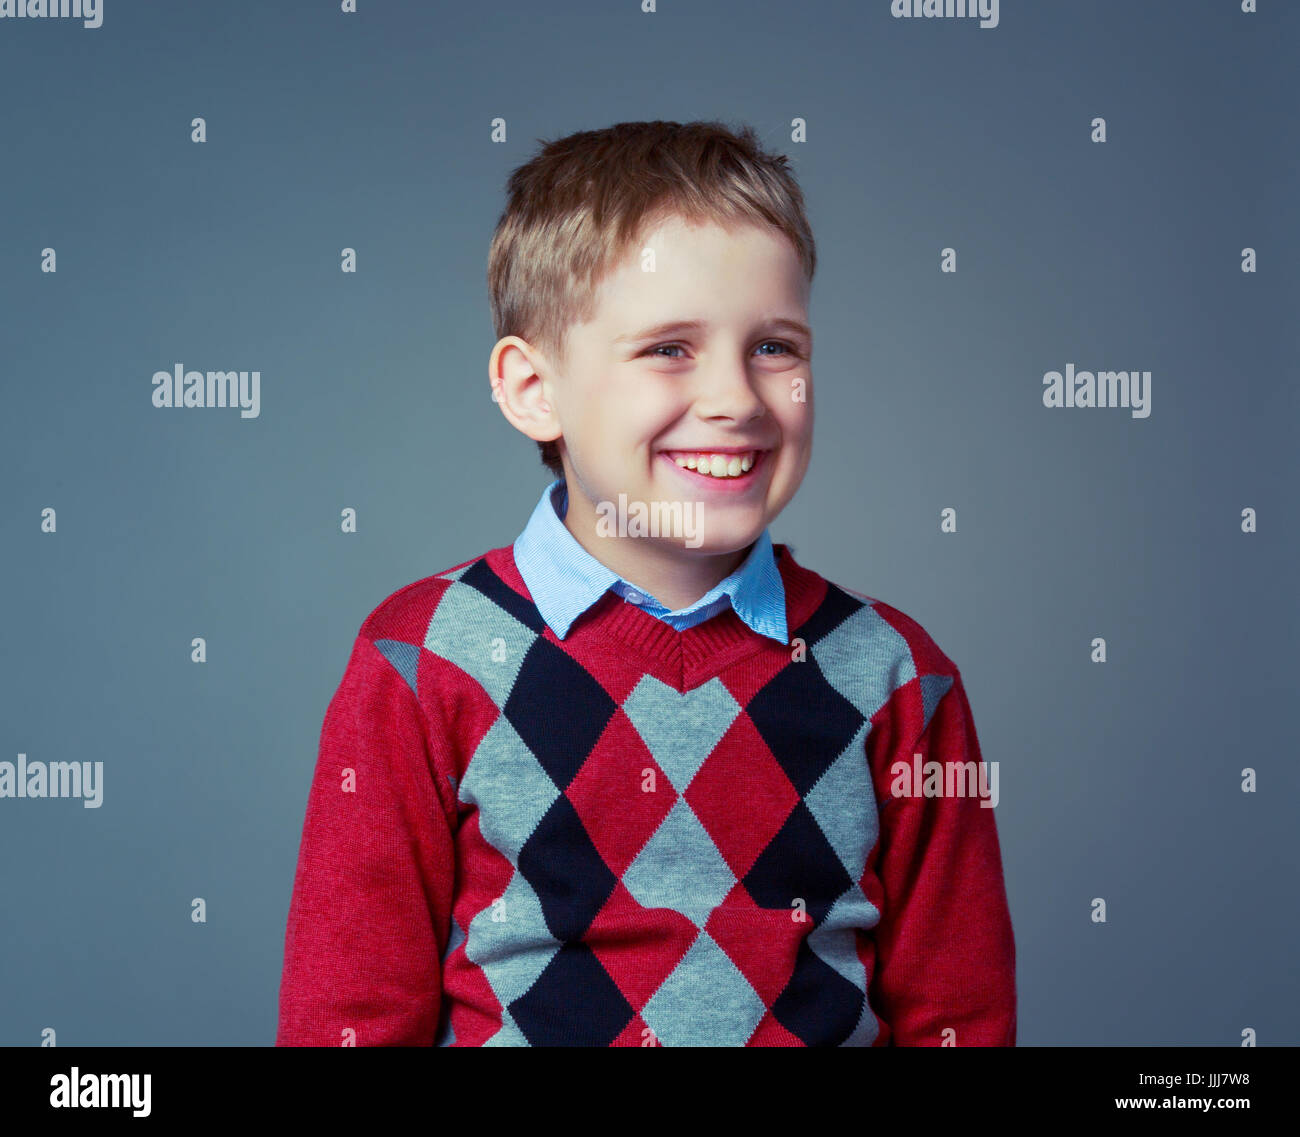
[275,542,1016,1046]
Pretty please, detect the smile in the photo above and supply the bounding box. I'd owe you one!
[657,448,769,490]
[660,449,764,479]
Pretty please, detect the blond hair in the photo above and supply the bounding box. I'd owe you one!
[487,119,817,476]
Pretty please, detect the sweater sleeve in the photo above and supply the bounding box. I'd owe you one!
[866,669,1017,1046]
[276,635,456,1046]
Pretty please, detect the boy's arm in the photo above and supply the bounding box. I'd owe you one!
[866,669,1016,1046]
[276,634,456,1046]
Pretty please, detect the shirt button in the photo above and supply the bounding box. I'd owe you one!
[625,590,643,605]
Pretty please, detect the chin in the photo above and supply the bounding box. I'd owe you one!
[677,521,766,556]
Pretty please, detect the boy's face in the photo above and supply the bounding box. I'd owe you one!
[499,213,813,568]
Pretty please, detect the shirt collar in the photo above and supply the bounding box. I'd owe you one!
[513,478,787,643]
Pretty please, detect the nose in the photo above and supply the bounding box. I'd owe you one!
[690,353,768,425]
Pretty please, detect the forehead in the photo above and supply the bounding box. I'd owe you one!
[587,213,807,323]
[630,212,796,264]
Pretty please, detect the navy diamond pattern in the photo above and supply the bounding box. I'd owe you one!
[509,942,635,1046]
[517,793,619,943]
[741,800,855,924]
[770,938,868,1046]
[504,635,618,789]
[745,656,866,796]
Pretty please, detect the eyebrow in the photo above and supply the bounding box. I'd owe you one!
[614,318,812,345]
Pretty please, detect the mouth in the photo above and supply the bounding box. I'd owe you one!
[657,447,770,491]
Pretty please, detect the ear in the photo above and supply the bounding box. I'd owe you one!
[489,336,562,446]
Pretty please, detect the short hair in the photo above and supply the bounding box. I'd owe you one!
[487,119,817,477]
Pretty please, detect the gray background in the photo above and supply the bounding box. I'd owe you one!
[1,0,1295,1045]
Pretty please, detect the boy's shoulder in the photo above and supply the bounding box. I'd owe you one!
[783,547,962,686]
[789,555,967,748]
[352,545,514,648]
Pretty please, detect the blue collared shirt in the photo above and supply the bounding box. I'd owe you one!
[512,478,788,643]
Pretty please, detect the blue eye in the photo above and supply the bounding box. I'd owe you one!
[645,341,799,359]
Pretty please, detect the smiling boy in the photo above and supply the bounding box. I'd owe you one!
[276,119,1016,1047]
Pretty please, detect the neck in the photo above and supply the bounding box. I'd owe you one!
[561,496,750,611]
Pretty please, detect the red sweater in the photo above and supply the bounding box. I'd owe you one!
[276,542,1016,1046]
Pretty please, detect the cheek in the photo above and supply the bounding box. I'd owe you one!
[771,389,812,443]
[625,379,683,431]
[568,382,611,438]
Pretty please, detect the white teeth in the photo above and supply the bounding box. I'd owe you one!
[668,451,760,478]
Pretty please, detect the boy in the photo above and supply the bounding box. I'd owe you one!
[276,120,1016,1047]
